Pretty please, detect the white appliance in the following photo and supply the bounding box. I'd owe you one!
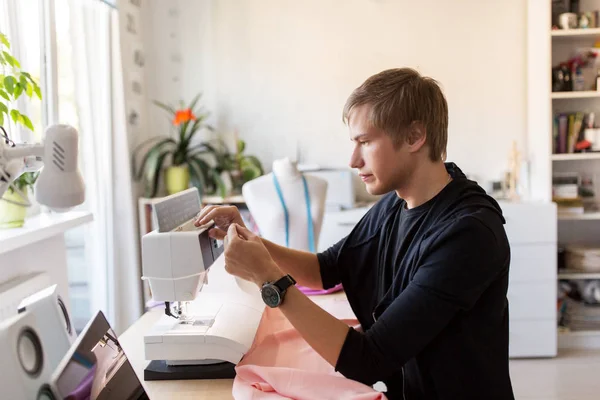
[0,284,76,399]
[304,169,356,211]
[0,272,51,324]
[318,205,373,252]
[141,188,264,377]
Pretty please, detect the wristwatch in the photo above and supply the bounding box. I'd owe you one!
[261,274,296,308]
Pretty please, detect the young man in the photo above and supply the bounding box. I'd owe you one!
[195,68,514,399]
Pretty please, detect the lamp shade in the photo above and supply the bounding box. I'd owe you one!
[35,124,85,211]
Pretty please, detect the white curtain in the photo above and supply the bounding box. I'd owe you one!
[0,0,42,144]
[68,0,142,334]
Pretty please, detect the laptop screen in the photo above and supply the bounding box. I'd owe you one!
[51,311,148,400]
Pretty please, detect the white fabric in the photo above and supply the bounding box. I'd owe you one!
[68,0,141,334]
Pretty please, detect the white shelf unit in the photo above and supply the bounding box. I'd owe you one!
[552,153,600,160]
[558,270,600,279]
[546,1,600,349]
[551,27,600,37]
[551,91,600,99]
[558,211,600,219]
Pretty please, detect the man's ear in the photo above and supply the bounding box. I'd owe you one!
[406,121,427,153]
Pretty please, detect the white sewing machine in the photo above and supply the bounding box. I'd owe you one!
[141,188,265,380]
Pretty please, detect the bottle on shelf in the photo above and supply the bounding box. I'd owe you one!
[574,67,585,91]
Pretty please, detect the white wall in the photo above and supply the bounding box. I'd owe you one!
[151,0,527,187]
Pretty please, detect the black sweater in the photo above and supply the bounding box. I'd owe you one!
[317,163,515,400]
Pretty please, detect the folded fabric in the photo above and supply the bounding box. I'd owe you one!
[296,283,344,296]
[233,307,387,400]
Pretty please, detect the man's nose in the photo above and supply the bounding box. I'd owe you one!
[349,147,364,169]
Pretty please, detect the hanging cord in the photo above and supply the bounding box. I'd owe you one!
[0,168,32,207]
[0,126,15,147]
[0,127,32,207]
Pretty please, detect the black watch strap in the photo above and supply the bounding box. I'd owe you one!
[273,274,296,293]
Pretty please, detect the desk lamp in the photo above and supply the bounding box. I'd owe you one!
[0,124,85,211]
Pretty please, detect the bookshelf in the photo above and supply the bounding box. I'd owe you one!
[551,90,600,99]
[558,211,600,219]
[549,2,600,348]
[552,27,600,37]
[558,270,600,279]
[552,152,600,160]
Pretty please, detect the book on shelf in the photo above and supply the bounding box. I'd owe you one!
[558,281,600,331]
[553,112,587,154]
[555,198,585,215]
[558,298,600,331]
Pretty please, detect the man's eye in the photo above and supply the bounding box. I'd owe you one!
[360,141,369,146]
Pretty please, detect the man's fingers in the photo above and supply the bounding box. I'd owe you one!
[196,208,224,227]
[227,223,240,243]
[234,224,255,240]
[208,228,227,240]
[194,205,217,226]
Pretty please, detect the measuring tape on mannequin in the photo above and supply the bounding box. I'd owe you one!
[272,173,315,252]
[235,173,342,296]
[272,173,342,295]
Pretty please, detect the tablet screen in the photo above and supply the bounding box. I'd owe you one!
[53,311,147,400]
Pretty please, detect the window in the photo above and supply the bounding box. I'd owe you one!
[55,0,79,131]
[2,0,118,333]
[0,0,44,143]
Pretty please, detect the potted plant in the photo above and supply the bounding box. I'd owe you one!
[0,171,39,228]
[214,138,264,194]
[0,31,43,228]
[132,93,223,197]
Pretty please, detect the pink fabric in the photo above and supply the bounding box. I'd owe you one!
[296,283,344,296]
[232,308,387,400]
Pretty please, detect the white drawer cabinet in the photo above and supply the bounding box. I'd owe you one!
[499,201,557,358]
[318,206,372,252]
[509,320,557,358]
[507,281,556,320]
[500,201,557,244]
[509,244,556,283]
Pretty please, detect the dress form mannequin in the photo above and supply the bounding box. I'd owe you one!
[242,157,327,252]
[243,158,343,294]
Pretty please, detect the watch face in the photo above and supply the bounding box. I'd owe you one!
[261,285,281,308]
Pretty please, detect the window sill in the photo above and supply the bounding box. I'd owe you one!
[0,211,93,255]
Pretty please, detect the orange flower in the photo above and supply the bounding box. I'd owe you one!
[172,108,197,126]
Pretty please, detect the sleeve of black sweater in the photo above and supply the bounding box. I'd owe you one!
[318,236,345,289]
[334,216,505,385]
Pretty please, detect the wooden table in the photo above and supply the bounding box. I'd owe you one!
[119,290,353,400]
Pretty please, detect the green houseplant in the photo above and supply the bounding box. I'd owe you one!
[214,138,263,194]
[0,32,43,228]
[132,93,226,198]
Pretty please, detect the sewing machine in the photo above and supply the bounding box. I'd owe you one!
[141,188,265,380]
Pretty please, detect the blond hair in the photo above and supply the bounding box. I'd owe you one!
[343,68,448,161]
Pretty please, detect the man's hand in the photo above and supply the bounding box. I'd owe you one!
[194,205,246,240]
[195,204,324,290]
[223,226,349,370]
[224,223,284,286]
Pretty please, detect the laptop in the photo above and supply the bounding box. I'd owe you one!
[46,310,148,400]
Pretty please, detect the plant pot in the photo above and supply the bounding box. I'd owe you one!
[0,190,29,228]
[165,164,190,195]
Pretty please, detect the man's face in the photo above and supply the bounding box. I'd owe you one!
[347,104,414,196]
